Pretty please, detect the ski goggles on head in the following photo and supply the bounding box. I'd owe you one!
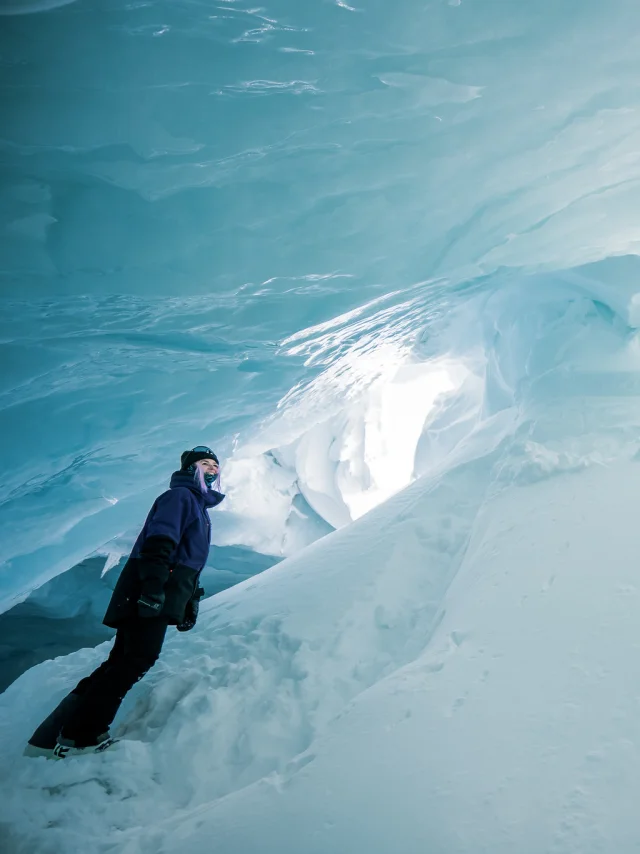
[192,445,217,459]
[181,446,220,484]
[191,449,221,488]
[190,446,219,467]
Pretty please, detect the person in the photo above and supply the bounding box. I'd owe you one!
[24,446,225,759]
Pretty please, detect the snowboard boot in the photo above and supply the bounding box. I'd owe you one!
[23,693,82,758]
[52,731,117,760]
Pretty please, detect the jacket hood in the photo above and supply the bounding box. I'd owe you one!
[169,470,225,508]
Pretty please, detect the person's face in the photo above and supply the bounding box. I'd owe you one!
[196,458,219,477]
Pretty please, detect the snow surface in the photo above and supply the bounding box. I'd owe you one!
[3,442,640,852]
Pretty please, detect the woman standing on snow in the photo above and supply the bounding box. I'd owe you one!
[25,447,224,759]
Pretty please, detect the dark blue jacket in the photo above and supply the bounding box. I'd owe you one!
[103,471,225,628]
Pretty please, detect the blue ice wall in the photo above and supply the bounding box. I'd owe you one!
[3,0,640,609]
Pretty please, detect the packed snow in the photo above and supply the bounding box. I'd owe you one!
[4,439,640,852]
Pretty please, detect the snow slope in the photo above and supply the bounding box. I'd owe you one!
[2,436,640,853]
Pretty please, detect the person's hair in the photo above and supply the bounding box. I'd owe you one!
[193,463,209,492]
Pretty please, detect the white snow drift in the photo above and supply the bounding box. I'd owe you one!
[3,431,640,853]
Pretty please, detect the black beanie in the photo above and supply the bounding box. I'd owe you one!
[181,447,219,471]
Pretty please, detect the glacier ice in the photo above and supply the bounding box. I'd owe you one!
[4,0,640,849]
[0,0,78,14]
[3,0,640,610]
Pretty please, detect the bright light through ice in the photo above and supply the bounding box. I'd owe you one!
[342,362,458,520]
[215,354,468,556]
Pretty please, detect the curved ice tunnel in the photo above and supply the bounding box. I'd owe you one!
[4,255,640,615]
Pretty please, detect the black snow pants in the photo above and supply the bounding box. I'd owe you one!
[60,618,168,745]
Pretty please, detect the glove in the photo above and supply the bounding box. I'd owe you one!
[137,590,165,618]
[136,535,176,619]
[177,587,205,632]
